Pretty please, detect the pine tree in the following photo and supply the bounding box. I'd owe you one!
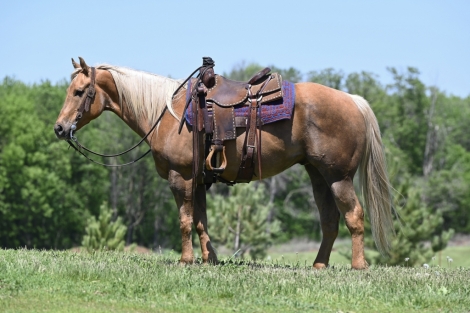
[366,176,454,266]
[207,183,280,259]
[81,202,127,252]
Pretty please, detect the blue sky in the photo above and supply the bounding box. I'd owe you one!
[1,0,469,97]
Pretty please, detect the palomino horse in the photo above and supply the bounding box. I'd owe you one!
[54,57,394,269]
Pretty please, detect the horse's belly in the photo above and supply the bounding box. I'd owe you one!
[219,120,304,181]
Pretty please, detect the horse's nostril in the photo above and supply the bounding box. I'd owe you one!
[54,124,65,136]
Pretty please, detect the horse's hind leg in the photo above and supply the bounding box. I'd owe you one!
[305,164,340,269]
[330,177,368,269]
[306,165,368,269]
[193,184,218,264]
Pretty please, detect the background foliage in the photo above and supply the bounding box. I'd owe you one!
[207,183,281,259]
[0,62,468,262]
[81,202,127,252]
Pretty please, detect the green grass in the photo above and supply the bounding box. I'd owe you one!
[267,244,470,268]
[1,249,470,312]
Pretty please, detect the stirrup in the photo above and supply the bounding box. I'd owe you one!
[205,145,227,173]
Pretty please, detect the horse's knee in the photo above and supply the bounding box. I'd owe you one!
[179,213,193,233]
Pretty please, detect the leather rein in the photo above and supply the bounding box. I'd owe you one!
[66,67,166,167]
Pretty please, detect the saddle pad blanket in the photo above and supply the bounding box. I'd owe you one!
[184,80,295,126]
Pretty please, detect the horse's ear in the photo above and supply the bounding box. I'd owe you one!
[78,57,90,75]
[71,58,81,69]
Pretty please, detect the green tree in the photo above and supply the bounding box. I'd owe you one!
[207,183,280,259]
[422,144,470,232]
[307,68,345,89]
[223,62,265,81]
[426,91,470,220]
[224,62,303,83]
[87,110,180,251]
[81,202,127,252]
[270,165,321,242]
[367,176,454,266]
[0,78,99,249]
[345,71,385,104]
[382,67,430,175]
[270,65,303,83]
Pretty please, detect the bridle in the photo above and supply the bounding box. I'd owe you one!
[69,67,96,140]
[66,67,166,167]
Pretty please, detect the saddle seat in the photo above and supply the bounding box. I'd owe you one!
[206,68,283,107]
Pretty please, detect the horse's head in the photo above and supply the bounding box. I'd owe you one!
[54,57,108,140]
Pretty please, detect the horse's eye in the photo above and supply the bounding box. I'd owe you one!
[74,90,84,97]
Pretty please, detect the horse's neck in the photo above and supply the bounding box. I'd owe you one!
[103,88,153,139]
[100,68,181,140]
[117,100,152,138]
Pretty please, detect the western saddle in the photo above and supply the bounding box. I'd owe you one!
[177,57,284,189]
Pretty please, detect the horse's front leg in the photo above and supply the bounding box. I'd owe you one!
[193,184,218,264]
[169,171,217,264]
[169,171,195,264]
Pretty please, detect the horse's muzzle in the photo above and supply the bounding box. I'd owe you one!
[54,123,69,139]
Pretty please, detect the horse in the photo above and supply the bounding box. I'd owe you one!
[54,57,394,269]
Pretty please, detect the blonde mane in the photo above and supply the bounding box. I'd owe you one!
[73,65,184,126]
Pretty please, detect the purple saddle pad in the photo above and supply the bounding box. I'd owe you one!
[184,80,295,126]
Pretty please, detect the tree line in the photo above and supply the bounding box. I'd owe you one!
[0,63,468,264]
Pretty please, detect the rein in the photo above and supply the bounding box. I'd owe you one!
[66,67,166,167]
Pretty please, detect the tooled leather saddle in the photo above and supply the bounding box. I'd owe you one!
[178,57,285,189]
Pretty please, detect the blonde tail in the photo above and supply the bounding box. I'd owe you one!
[350,94,395,256]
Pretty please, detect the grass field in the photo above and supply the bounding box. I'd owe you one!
[1,249,469,313]
[267,241,470,269]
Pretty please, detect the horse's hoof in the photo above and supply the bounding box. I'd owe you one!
[179,256,195,265]
[313,263,328,269]
[203,258,219,265]
[351,260,369,270]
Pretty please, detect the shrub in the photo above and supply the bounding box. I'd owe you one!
[81,202,127,252]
